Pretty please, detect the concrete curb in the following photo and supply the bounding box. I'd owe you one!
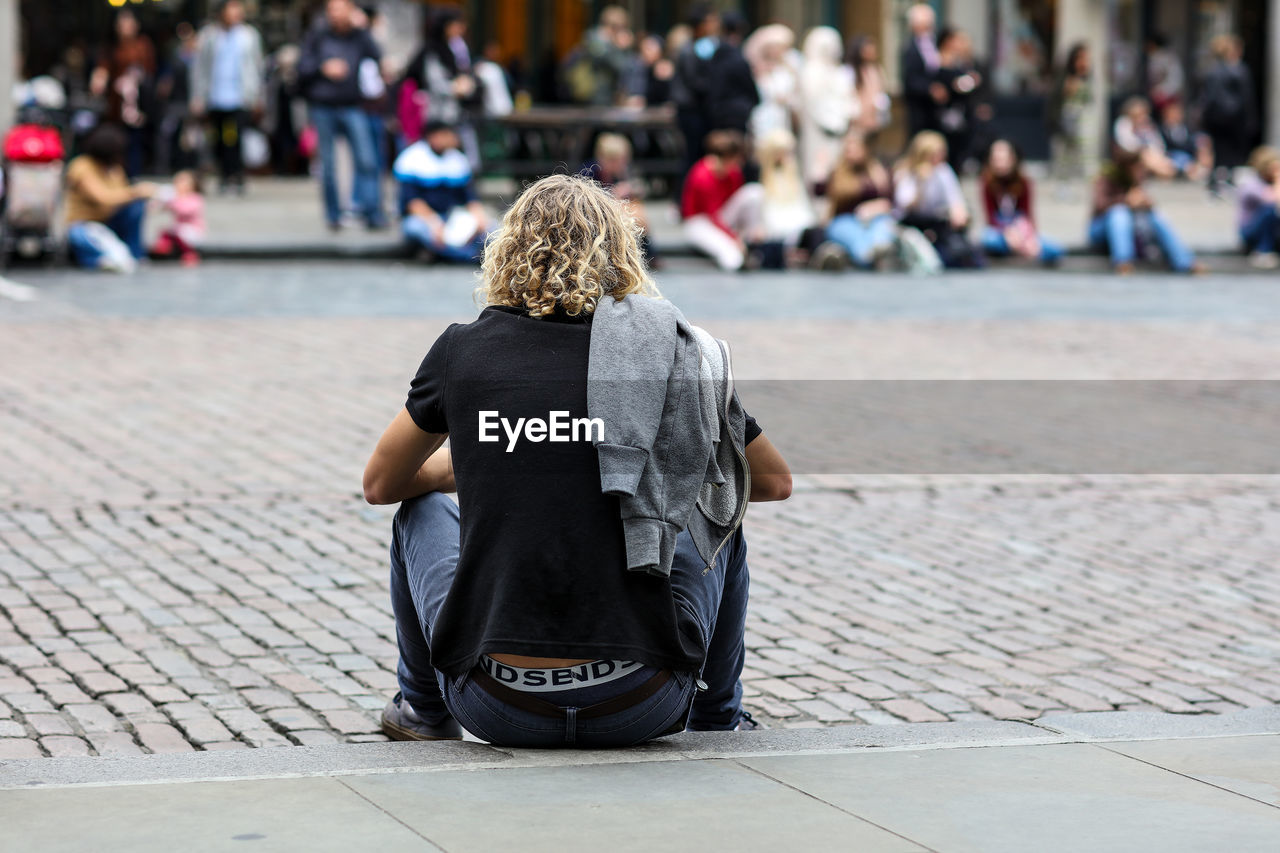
[197,241,1262,273]
[4,708,1278,791]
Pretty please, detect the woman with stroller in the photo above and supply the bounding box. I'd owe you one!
[64,124,155,273]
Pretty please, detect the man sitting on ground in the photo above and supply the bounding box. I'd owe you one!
[393,120,490,262]
[680,129,765,270]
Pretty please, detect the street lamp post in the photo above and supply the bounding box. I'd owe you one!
[0,0,17,138]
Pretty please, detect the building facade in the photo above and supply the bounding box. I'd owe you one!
[4,0,1278,155]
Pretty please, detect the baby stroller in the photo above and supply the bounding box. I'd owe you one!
[1,105,66,267]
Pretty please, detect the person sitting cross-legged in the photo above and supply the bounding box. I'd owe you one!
[363,175,792,747]
[394,120,490,263]
[680,129,766,271]
[1238,146,1280,269]
[1088,148,1202,274]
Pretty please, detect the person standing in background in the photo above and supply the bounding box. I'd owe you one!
[798,27,855,194]
[705,11,759,136]
[298,0,386,231]
[900,3,942,139]
[1047,42,1092,194]
[933,27,982,174]
[91,9,157,177]
[743,24,797,140]
[1199,34,1256,191]
[404,7,483,169]
[191,0,264,195]
[846,36,890,137]
[671,5,720,195]
[1144,34,1183,115]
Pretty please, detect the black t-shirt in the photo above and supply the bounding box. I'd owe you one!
[405,305,759,677]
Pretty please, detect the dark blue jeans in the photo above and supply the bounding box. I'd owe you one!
[1241,203,1279,254]
[389,492,751,747]
[310,103,384,226]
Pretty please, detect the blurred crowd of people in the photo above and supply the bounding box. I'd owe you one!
[7,1,1276,274]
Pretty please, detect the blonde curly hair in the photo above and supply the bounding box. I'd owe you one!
[479,173,657,317]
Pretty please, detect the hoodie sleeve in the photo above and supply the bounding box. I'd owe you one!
[587,296,679,497]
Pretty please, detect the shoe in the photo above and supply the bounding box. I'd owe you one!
[326,220,342,233]
[180,251,200,268]
[366,217,390,232]
[734,710,762,731]
[1249,251,1279,270]
[152,234,175,257]
[380,692,462,741]
[1114,262,1135,276]
[809,240,849,272]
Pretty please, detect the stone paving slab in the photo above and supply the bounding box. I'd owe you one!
[1,266,1279,756]
[2,729,1278,853]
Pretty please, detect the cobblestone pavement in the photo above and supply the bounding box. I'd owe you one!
[1,263,1278,756]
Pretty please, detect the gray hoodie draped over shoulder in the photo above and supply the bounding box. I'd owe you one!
[587,294,749,577]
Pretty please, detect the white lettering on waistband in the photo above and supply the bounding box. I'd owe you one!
[479,656,642,692]
[478,411,605,452]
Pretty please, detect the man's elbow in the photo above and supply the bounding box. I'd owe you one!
[362,471,392,505]
[752,473,792,502]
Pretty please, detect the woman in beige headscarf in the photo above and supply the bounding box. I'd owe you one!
[743,24,798,139]
[797,26,857,192]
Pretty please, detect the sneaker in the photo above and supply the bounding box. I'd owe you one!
[809,240,849,272]
[1249,251,1279,270]
[734,710,762,731]
[380,692,462,741]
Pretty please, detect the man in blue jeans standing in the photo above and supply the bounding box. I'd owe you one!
[298,0,385,230]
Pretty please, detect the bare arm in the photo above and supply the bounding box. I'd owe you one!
[362,407,450,504]
[745,433,791,502]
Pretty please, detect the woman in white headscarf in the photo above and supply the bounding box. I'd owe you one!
[797,26,857,193]
[743,24,798,140]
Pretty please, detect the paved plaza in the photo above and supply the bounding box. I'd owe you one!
[1,262,1279,757]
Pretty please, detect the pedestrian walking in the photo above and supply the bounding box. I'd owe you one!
[190,0,265,195]
[363,172,790,747]
[298,0,386,231]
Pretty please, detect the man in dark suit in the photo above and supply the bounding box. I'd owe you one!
[900,3,945,138]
